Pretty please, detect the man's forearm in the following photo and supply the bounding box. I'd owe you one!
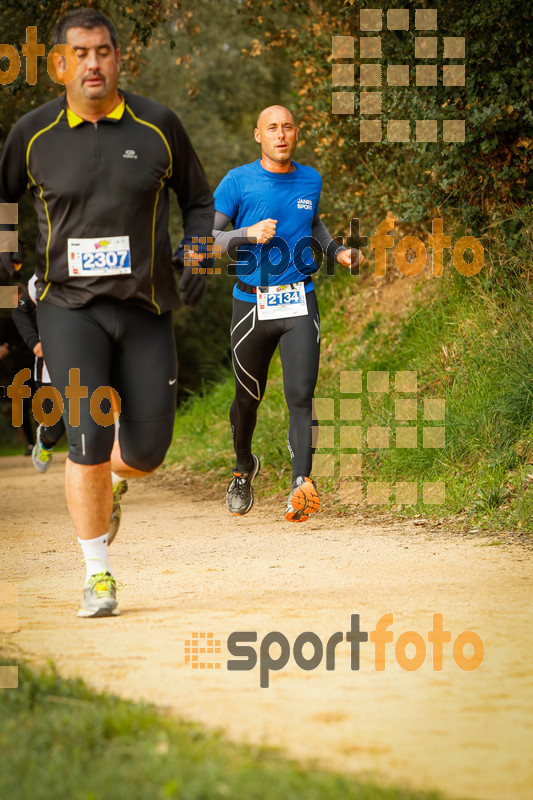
[212,211,348,259]
[311,215,346,260]
[212,210,250,254]
[12,293,39,351]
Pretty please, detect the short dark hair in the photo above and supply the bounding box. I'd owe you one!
[53,8,119,50]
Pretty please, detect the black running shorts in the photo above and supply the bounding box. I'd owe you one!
[37,298,177,469]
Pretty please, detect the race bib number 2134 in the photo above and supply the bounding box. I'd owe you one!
[256,281,308,320]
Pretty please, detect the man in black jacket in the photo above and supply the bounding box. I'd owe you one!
[0,8,214,617]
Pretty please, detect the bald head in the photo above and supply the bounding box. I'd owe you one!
[254,105,298,172]
[256,105,295,129]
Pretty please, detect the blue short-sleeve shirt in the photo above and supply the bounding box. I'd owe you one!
[214,159,322,302]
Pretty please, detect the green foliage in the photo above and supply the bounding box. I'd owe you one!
[473,484,510,514]
[134,0,293,187]
[0,659,449,800]
[244,0,532,230]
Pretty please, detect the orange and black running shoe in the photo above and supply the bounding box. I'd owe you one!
[285,476,320,522]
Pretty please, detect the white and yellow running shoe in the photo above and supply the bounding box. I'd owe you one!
[77,572,119,618]
[31,426,53,473]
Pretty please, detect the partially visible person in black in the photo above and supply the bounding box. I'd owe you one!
[0,285,35,453]
[12,275,66,471]
[0,241,24,283]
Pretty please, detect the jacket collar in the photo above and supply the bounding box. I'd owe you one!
[66,94,125,128]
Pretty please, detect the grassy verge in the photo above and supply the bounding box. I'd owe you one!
[166,212,533,532]
[0,659,451,800]
[0,443,29,457]
[0,439,69,458]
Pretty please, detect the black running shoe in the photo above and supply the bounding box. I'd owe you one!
[226,455,260,515]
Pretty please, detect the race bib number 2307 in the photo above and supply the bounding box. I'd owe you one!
[68,236,131,277]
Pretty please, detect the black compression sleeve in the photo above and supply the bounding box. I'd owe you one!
[311,214,345,260]
[213,211,346,260]
[12,290,40,351]
[212,210,250,254]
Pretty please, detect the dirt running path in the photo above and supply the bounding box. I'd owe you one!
[1,454,532,800]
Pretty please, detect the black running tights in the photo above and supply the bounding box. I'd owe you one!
[229,292,320,480]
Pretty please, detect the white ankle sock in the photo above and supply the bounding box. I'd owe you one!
[79,533,111,581]
[111,471,122,486]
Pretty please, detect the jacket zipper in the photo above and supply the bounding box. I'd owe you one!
[94,121,100,158]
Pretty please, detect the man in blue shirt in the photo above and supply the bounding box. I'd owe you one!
[213,105,359,522]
